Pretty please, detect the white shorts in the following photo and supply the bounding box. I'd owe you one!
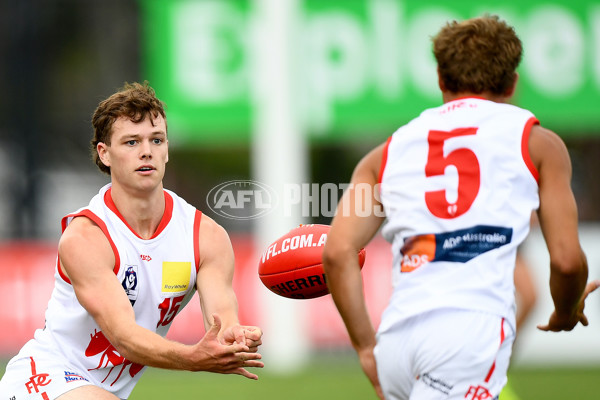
[374,308,515,400]
[0,355,94,400]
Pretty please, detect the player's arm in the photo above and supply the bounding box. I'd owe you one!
[529,125,599,331]
[513,252,537,332]
[322,143,386,399]
[195,215,264,378]
[59,216,257,375]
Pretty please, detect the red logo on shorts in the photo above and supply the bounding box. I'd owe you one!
[25,373,51,394]
[25,357,51,397]
[465,385,493,399]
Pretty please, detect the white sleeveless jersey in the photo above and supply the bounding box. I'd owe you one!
[15,183,201,398]
[378,97,539,334]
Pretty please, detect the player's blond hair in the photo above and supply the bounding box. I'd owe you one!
[432,15,522,96]
[91,81,167,175]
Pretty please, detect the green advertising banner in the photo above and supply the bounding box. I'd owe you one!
[141,0,600,144]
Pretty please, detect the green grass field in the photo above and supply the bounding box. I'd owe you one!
[2,356,599,399]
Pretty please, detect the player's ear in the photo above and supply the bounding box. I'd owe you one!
[165,139,169,164]
[504,72,519,98]
[97,142,110,168]
[437,67,447,92]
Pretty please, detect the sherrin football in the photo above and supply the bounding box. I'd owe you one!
[258,224,366,299]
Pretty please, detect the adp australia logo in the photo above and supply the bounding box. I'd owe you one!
[206,180,278,220]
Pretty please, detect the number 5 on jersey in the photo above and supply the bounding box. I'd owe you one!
[425,128,480,219]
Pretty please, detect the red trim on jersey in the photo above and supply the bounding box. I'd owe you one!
[104,188,174,239]
[57,259,71,284]
[378,136,393,185]
[521,117,540,184]
[59,209,121,284]
[484,318,506,383]
[193,210,202,273]
[155,192,174,237]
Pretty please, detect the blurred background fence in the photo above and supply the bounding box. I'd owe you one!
[1,231,600,367]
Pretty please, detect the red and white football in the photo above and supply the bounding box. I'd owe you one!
[258,224,366,299]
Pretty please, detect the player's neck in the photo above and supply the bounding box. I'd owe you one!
[109,183,166,239]
[442,91,510,104]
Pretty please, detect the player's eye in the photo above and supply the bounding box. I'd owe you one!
[153,138,163,145]
[126,140,137,146]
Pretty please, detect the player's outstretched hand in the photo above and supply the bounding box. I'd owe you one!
[242,325,263,353]
[222,323,263,353]
[538,280,600,332]
[190,313,264,379]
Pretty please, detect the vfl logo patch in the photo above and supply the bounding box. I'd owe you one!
[121,265,139,306]
[64,371,89,383]
[162,262,191,294]
[400,225,513,272]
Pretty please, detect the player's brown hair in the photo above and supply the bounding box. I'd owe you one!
[432,15,522,96]
[91,81,167,175]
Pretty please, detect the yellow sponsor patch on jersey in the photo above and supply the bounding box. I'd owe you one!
[162,261,191,293]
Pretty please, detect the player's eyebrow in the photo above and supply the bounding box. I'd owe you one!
[148,130,167,138]
[120,130,166,140]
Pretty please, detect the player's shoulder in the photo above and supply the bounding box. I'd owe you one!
[528,124,570,170]
[58,215,114,270]
[530,124,563,144]
[196,213,234,267]
[59,216,110,255]
[61,215,105,242]
[198,214,232,246]
[529,124,568,154]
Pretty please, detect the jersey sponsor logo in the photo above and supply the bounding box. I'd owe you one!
[121,265,139,306]
[85,329,144,386]
[140,254,152,261]
[161,262,191,294]
[421,373,453,395]
[400,225,513,272]
[64,371,89,383]
[400,234,436,272]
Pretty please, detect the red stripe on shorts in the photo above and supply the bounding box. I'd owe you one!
[484,318,506,383]
[29,357,50,400]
